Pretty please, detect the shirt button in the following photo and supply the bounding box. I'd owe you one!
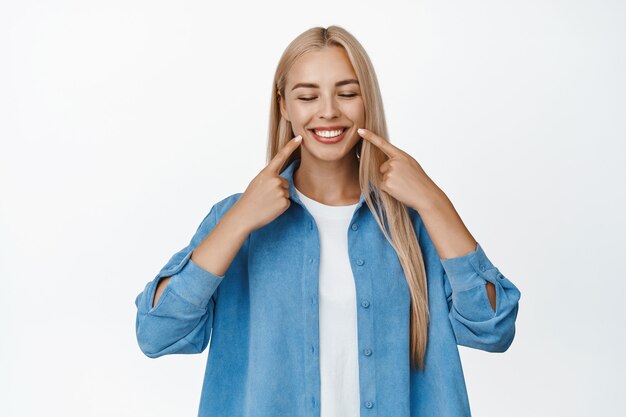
[356,259,364,266]
[365,400,374,409]
[361,299,370,308]
[309,257,314,264]
[311,345,315,353]
[351,223,358,231]
[480,265,486,272]
[312,396,316,407]
[311,296,316,305]
[363,348,372,356]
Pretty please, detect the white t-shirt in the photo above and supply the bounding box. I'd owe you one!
[294,185,361,417]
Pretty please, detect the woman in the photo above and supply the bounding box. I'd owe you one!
[135,25,521,417]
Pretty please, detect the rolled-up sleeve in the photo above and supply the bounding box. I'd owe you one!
[439,242,521,352]
[134,205,226,358]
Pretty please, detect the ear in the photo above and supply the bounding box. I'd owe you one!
[278,92,290,122]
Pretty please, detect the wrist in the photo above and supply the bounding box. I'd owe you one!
[223,203,254,238]
[411,185,449,214]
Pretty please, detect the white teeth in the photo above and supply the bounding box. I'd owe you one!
[313,128,344,138]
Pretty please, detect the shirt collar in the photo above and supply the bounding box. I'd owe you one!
[280,157,369,212]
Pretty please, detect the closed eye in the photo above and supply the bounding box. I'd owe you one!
[298,93,358,102]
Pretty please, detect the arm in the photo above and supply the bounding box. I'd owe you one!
[414,192,522,353]
[134,196,249,358]
[354,127,520,352]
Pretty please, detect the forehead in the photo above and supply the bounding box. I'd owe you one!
[286,46,357,87]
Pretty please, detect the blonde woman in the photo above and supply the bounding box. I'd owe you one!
[135,25,522,417]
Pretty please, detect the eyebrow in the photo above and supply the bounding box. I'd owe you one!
[291,78,360,91]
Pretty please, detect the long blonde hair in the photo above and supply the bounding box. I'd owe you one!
[267,26,429,371]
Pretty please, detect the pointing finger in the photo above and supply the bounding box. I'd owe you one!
[266,134,303,173]
[357,128,402,158]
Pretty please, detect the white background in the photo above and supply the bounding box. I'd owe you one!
[1,1,624,416]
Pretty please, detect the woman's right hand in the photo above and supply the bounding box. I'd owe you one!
[232,134,303,234]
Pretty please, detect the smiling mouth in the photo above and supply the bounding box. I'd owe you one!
[310,127,346,137]
[308,128,349,144]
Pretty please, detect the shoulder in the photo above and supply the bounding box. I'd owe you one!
[194,192,244,234]
[212,192,244,219]
[363,202,426,251]
[363,199,424,237]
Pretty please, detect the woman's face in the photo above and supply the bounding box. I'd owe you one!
[279,46,365,162]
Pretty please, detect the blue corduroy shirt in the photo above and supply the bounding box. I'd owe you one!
[135,157,521,417]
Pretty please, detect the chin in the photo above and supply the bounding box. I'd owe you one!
[304,146,356,162]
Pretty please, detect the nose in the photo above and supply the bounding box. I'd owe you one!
[317,95,340,119]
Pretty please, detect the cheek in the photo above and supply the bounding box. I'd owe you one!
[344,101,365,122]
[289,105,315,124]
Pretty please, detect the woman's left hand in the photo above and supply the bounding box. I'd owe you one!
[357,128,444,212]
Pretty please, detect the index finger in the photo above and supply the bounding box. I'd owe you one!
[358,128,402,158]
[266,134,303,173]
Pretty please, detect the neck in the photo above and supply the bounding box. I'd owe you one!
[293,155,361,206]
